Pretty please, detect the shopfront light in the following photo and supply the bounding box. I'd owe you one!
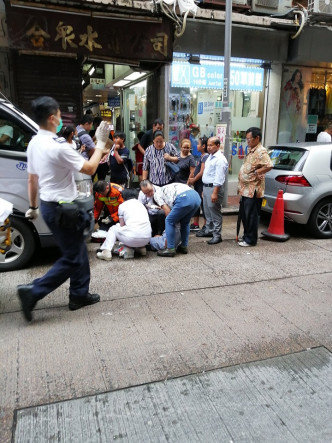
[88,66,95,76]
[124,72,147,81]
[113,80,130,87]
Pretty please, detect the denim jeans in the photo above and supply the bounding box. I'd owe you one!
[165,190,201,248]
[32,201,90,300]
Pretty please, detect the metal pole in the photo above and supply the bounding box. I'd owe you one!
[222,0,232,207]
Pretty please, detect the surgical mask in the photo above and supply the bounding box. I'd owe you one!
[54,116,63,133]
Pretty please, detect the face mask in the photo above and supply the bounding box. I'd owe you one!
[54,116,63,133]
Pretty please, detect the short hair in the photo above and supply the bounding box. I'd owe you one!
[140,179,152,190]
[246,127,262,141]
[153,130,164,140]
[31,96,59,125]
[181,138,191,148]
[80,115,93,125]
[153,118,164,127]
[199,135,208,153]
[114,131,126,142]
[121,188,138,201]
[93,180,108,194]
[209,136,220,147]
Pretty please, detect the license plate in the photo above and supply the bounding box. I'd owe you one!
[262,198,267,207]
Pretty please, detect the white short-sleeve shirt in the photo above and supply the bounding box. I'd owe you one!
[118,199,151,238]
[317,131,332,143]
[27,129,85,202]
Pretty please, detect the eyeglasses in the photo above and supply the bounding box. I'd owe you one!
[246,137,255,142]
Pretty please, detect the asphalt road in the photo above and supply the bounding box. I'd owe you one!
[1,215,332,442]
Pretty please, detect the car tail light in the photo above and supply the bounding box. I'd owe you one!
[275,175,311,187]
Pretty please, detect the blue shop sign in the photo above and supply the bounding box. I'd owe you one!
[171,62,264,91]
[108,96,121,108]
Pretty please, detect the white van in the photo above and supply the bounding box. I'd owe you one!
[0,98,94,271]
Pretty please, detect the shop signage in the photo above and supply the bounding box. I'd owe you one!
[90,78,105,89]
[5,4,172,62]
[171,62,264,91]
[108,96,121,108]
[306,114,318,134]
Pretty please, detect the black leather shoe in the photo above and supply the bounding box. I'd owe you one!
[69,293,100,311]
[17,284,38,322]
[176,245,188,254]
[196,230,213,238]
[157,248,176,257]
[207,236,222,245]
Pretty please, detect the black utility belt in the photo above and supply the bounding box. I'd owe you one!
[42,196,94,231]
[203,183,214,187]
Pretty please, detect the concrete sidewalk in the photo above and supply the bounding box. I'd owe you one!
[1,215,332,442]
[13,347,332,442]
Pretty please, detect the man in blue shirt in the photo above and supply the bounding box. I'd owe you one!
[76,115,95,160]
[196,136,228,244]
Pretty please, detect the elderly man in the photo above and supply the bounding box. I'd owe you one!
[140,180,200,257]
[196,136,228,245]
[237,127,273,247]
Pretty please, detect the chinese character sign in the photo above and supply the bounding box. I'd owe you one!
[6,5,172,62]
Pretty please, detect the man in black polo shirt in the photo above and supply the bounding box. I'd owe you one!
[137,118,164,157]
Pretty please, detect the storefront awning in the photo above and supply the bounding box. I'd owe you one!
[288,25,332,67]
[174,19,290,63]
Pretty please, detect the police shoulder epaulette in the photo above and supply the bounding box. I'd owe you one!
[55,136,66,144]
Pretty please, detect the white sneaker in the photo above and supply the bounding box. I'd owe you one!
[135,247,147,256]
[96,249,112,261]
[238,241,253,247]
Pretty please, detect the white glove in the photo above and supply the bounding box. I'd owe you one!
[25,207,39,220]
[95,121,110,150]
[101,216,112,225]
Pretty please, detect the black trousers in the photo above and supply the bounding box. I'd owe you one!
[149,211,166,236]
[240,194,262,246]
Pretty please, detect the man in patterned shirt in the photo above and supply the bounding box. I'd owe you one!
[140,180,200,257]
[237,127,273,247]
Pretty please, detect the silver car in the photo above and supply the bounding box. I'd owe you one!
[0,98,94,271]
[262,142,332,238]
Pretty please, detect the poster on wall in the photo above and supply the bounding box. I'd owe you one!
[278,67,308,143]
[307,115,318,134]
[216,124,227,147]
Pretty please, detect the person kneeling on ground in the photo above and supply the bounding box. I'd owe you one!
[92,180,124,241]
[97,188,151,261]
[140,180,200,257]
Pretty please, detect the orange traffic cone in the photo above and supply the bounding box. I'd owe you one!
[261,190,290,241]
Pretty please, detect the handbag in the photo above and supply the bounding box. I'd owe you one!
[165,160,180,177]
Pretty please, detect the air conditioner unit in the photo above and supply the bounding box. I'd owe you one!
[251,0,293,15]
[233,0,248,4]
[308,0,332,16]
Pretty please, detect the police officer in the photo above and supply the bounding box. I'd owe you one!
[17,96,110,322]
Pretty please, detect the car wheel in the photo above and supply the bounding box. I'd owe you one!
[0,216,36,271]
[307,199,332,239]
